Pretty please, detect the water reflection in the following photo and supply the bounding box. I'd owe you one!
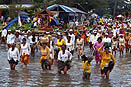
[82,79,91,87]
[39,73,55,86]
[0,47,130,87]
[99,79,112,87]
[8,70,19,87]
[21,68,31,84]
[56,74,72,86]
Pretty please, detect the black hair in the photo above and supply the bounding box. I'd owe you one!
[81,55,93,63]
[105,46,109,49]
[100,23,102,25]
[81,55,88,63]
[67,36,71,40]
[12,43,16,47]
[23,38,26,41]
[97,37,102,42]
[78,34,81,38]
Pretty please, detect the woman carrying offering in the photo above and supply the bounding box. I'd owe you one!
[36,38,50,72]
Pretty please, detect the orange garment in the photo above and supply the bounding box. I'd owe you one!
[40,56,47,63]
[81,34,87,43]
[21,54,30,64]
[125,35,130,48]
[40,56,53,64]
[74,30,78,36]
[125,35,130,41]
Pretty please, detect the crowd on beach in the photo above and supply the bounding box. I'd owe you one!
[0,14,131,80]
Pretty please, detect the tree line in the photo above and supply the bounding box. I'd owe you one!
[0,0,130,17]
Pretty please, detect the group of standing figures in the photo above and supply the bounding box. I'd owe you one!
[0,27,120,80]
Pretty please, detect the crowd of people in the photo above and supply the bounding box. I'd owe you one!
[0,14,131,80]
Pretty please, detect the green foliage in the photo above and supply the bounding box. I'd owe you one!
[88,0,108,10]
[28,10,35,16]
[31,0,44,3]
[30,0,55,8]
[8,23,34,32]
[103,14,113,18]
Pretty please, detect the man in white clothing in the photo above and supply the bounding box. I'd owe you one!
[103,33,112,50]
[112,27,117,37]
[7,30,15,48]
[89,30,99,49]
[1,28,7,38]
[8,43,20,70]
[1,28,7,44]
[69,29,75,55]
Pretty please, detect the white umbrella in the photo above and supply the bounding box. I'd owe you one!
[91,13,98,18]
[18,15,22,27]
[117,15,123,18]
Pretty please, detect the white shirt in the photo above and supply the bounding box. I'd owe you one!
[49,46,54,59]
[89,35,98,44]
[97,33,102,37]
[39,36,43,40]
[69,34,75,50]
[89,34,93,42]
[38,18,41,24]
[103,37,111,43]
[58,50,72,62]
[112,29,117,37]
[27,17,30,23]
[34,22,37,27]
[14,36,21,45]
[20,43,31,55]
[76,39,84,48]
[20,35,25,43]
[66,40,73,51]
[8,48,20,62]
[123,23,127,29]
[129,38,131,45]
[7,34,15,44]
[119,38,125,46]
[26,37,31,45]
[1,29,7,37]
[63,36,68,42]
[28,36,38,44]
[112,40,117,48]
[101,26,105,31]
[116,28,120,34]
[69,34,75,43]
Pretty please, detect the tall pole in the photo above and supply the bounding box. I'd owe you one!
[113,0,118,17]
